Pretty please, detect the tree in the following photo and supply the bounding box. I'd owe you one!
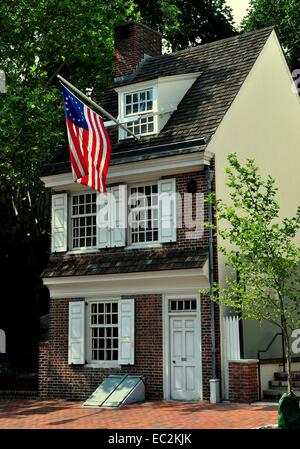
[135,0,236,50]
[209,153,300,392]
[242,0,300,68]
[0,0,137,222]
[0,0,137,356]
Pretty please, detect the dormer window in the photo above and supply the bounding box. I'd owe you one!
[114,73,200,141]
[118,85,157,140]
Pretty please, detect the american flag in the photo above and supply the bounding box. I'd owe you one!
[61,84,112,193]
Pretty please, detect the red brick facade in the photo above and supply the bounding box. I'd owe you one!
[115,22,162,78]
[39,295,162,401]
[48,170,210,270]
[40,169,222,401]
[39,292,219,401]
[228,360,259,403]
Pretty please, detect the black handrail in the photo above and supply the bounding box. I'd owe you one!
[257,332,284,401]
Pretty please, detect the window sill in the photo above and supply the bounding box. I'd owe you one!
[125,243,162,250]
[84,363,121,369]
[67,248,99,256]
[119,131,158,141]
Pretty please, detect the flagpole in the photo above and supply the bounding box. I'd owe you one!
[57,74,140,141]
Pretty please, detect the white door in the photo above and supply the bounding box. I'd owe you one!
[170,316,200,400]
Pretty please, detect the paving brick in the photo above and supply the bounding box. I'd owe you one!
[0,400,277,429]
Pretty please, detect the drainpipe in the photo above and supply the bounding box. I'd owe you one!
[205,165,220,403]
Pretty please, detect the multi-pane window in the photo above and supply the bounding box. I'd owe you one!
[90,302,118,362]
[71,193,97,249]
[124,89,154,137]
[129,184,159,244]
[169,299,197,312]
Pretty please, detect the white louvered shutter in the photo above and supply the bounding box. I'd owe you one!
[68,302,85,365]
[96,192,110,248]
[110,185,127,247]
[118,299,135,365]
[51,193,68,252]
[158,178,177,243]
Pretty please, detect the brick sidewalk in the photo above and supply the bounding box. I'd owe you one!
[0,400,277,429]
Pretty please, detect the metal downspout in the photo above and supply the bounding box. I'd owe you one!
[205,165,217,380]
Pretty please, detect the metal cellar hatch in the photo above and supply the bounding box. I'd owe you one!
[82,375,145,408]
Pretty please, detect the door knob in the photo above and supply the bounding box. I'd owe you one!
[172,360,176,364]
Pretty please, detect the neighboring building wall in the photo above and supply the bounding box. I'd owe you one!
[207,30,300,361]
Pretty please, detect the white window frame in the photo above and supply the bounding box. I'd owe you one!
[86,299,120,367]
[69,192,98,252]
[127,180,160,248]
[118,85,158,140]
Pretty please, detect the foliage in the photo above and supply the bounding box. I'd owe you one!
[0,0,137,210]
[242,0,300,67]
[0,0,137,353]
[135,0,236,50]
[208,153,300,390]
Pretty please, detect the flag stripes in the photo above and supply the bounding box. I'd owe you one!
[61,84,112,193]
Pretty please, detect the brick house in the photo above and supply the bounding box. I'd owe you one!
[40,22,300,403]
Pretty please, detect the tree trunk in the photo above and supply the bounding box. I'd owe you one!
[279,294,293,394]
[283,325,293,393]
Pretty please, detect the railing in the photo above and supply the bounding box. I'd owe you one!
[257,332,285,401]
[0,351,38,391]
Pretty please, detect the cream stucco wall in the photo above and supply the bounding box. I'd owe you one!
[206,31,300,391]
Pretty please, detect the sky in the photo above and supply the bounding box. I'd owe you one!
[225,0,251,26]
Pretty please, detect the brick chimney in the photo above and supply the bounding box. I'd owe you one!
[114,21,162,79]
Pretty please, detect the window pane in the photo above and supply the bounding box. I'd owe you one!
[112,303,118,313]
[129,184,159,244]
[72,194,97,249]
[90,302,119,362]
[123,89,154,136]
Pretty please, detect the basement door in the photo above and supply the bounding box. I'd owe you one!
[169,312,201,401]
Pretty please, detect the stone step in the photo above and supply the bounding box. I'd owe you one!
[274,372,300,381]
[263,389,300,400]
[0,390,38,400]
[269,380,300,388]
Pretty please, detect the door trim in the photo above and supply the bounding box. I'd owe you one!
[162,293,202,401]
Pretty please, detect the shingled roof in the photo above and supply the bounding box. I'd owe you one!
[44,26,274,176]
[42,248,208,278]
